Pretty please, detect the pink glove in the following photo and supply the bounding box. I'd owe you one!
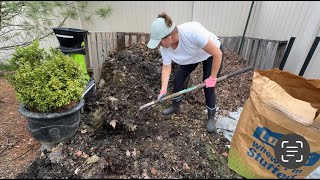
[157,89,167,101]
[205,76,217,88]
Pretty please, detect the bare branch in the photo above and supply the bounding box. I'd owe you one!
[58,15,69,27]
[0,28,25,36]
[0,30,54,50]
[1,23,31,29]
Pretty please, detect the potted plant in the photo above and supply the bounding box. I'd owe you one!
[7,40,87,146]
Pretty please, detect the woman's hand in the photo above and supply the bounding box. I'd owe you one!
[204,76,217,88]
[157,89,167,101]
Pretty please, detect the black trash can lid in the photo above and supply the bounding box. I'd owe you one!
[52,27,88,34]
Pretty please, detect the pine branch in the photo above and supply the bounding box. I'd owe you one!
[0,30,54,50]
[0,28,25,36]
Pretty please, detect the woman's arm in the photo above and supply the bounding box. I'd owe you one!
[202,39,223,79]
[160,64,172,92]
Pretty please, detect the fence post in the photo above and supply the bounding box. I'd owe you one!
[116,32,125,51]
[84,33,91,69]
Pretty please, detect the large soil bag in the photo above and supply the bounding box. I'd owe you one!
[228,68,320,179]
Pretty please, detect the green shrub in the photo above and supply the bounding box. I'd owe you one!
[8,41,47,70]
[8,40,87,113]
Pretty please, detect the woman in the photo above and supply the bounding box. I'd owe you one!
[147,12,224,133]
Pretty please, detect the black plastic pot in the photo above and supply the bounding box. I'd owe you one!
[18,99,84,146]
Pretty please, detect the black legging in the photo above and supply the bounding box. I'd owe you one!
[173,44,224,109]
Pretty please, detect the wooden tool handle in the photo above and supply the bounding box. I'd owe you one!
[139,66,253,110]
[159,66,253,102]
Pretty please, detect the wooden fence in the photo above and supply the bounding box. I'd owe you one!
[84,32,287,83]
[219,37,287,70]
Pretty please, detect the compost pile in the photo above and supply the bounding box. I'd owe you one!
[17,42,253,179]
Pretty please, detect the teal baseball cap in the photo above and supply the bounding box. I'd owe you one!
[147,18,175,49]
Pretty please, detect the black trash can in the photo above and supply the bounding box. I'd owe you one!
[52,27,88,49]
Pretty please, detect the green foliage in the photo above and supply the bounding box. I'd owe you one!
[95,6,113,18]
[8,41,47,70]
[8,41,87,113]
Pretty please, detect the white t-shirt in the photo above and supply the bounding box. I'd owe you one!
[160,21,221,65]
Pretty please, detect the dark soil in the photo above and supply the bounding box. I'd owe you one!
[16,42,253,179]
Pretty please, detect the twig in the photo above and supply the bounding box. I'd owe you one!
[0,134,9,156]
[6,144,35,163]
[0,28,26,37]
[58,15,69,27]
